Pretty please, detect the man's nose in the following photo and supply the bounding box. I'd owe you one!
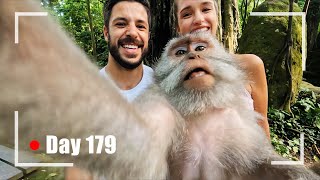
[125,24,138,38]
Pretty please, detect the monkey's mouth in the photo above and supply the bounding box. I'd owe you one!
[184,68,211,80]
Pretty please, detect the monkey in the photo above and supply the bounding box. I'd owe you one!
[0,1,319,180]
[310,162,320,175]
[154,32,319,180]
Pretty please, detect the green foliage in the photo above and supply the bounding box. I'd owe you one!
[238,0,266,34]
[296,0,305,9]
[269,89,320,160]
[43,0,108,67]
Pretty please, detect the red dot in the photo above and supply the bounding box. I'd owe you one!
[29,140,40,151]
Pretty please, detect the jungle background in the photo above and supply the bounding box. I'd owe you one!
[23,0,320,179]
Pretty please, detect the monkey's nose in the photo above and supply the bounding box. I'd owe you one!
[187,53,201,60]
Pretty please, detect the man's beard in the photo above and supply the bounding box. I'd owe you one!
[108,36,148,70]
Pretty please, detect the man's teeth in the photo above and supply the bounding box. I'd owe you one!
[193,28,208,33]
[122,44,138,49]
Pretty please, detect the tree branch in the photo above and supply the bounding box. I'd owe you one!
[303,0,311,14]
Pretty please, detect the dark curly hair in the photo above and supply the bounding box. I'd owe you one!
[103,0,151,29]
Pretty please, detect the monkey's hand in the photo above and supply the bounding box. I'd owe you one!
[0,1,177,179]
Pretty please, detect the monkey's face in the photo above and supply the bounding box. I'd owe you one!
[168,36,216,91]
[155,32,246,116]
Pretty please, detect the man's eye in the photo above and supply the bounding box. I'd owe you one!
[175,50,187,56]
[195,45,206,51]
[137,24,146,29]
[115,22,126,27]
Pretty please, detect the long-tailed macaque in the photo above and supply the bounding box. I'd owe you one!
[311,163,320,176]
[0,0,319,180]
[155,32,319,180]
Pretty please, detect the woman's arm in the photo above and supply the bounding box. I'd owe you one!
[237,54,270,139]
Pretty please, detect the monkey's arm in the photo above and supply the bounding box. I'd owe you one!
[0,1,176,179]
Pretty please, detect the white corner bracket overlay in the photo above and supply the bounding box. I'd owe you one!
[250,12,307,71]
[15,111,73,167]
[14,12,73,167]
[14,12,48,44]
[250,12,307,166]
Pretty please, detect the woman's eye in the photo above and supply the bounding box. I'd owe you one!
[202,8,211,13]
[181,11,192,18]
[195,45,206,51]
[175,50,187,56]
[183,13,190,18]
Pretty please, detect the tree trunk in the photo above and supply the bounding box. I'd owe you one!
[281,0,294,112]
[306,0,320,52]
[222,0,240,53]
[216,0,223,42]
[147,0,173,66]
[303,0,311,13]
[304,0,320,85]
[86,0,97,61]
[254,0,260,8]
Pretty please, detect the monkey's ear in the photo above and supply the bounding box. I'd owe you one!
[103,25,109,42]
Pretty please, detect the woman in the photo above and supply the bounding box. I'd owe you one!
[172,0,270,138]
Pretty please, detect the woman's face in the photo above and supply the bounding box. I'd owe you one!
[175,0,218,36]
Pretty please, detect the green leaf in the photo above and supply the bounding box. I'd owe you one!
[45,173,58,180]
[316,120,320,129]
[292,146,299,153]
[286,122,292,127]
[293,139,300,145]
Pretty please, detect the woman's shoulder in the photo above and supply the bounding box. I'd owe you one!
[233,53,265,73]
[234,54,264,66]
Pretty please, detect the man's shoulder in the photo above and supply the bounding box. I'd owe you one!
[142,65,154,82]
[99,66,107,77]
[143,64,154,74]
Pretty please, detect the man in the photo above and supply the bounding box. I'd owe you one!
[66,0,153,178]
[99,0,153,102]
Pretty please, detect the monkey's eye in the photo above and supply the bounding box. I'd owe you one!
[175,50,186,56]
[195,45,206,51]
[174,47,187,56]
[192,42,207,52]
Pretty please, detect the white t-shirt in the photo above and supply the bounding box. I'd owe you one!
[99,65,154,102]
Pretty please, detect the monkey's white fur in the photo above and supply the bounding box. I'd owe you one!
[155,32,318,179]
